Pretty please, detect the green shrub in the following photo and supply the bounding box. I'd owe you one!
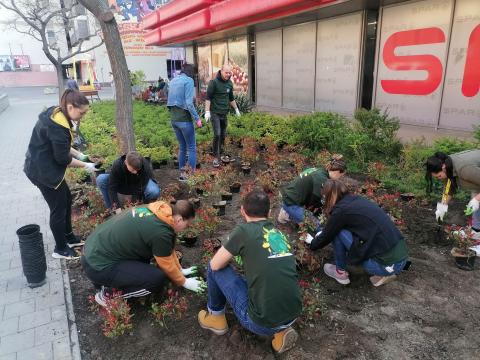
[432,137,478,154]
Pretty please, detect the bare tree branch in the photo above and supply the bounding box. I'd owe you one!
[8,19,42,42]
[61,37,104,62]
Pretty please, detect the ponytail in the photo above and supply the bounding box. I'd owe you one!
[425,152,457,194]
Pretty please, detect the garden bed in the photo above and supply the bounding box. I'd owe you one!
[67,145,480,359]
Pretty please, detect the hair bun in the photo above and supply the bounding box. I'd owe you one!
[330,154,344,161]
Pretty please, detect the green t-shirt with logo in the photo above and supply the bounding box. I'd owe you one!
[84,207,175,271]
[281,167,329,208]
[223,220,302,328]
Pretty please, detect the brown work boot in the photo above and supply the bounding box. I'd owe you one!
[272,327,298,354]
[370,274,397,287]
[198,310,228,335]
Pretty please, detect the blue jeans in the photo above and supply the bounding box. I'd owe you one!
[333,230,407,276]
[282,203,305,223]
[473,207,480,230]
[207,264,293,336]
[171,121,196,170]
[96,174,160,209]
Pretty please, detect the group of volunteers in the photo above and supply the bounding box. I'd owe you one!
[24,67,480,353]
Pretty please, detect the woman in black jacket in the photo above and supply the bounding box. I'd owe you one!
[307,180,408,287]
[24,89,96,259]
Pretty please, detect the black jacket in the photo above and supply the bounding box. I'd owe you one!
[108,155,154,207]
[310,194,404,264]
[24,107,73,189]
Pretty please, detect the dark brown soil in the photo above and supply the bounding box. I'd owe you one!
[68,161,480,360]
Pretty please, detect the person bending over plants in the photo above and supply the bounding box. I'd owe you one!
[305,180,409,287]
[198,190,302,354]
[96,151,160,211]
[425,150,480,239]
[24,89,97,260]
[278,154,346,225]
[81,200,206,307]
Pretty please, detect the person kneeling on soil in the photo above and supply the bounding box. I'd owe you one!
[306,180,409,287]
[81,200,206,307]
[198,190,302,354]
[96,151,160,211]
[278,154,346,225]
[425,150,480,239]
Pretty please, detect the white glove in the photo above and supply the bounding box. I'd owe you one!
[83,162,96,173]
[78,153,89,161]
[183,277,206,293]
[467,198,480,213]
[181,266,198,276]
[235,108,241,117]
[304,234,313,244]
[204,111,211,122]
[435,202,448,221]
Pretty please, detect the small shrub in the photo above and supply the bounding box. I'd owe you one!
[150,288,188,329]
[89,290,133,338]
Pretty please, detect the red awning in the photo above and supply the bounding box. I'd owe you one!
[142,0,221,30]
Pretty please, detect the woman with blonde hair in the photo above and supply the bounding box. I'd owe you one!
[305,179,409,287]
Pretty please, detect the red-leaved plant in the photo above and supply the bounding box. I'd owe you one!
[150,288,189,329]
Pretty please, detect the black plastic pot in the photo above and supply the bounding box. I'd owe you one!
[400,193,415,201]
[221,192,233,201]
[16,224,47,288]
[242,166,251,175]
[196,188,204,196]
[196,162,201,169]
[452,248,476,271]
[173,160,179,168]
[181,235,198,247]
[213,201,227,216]
[229,183,241,193]
[189,198,201,209]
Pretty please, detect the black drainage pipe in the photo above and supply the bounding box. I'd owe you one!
[16,224,47,288]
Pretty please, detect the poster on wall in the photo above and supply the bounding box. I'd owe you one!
[228,36,249,94]
[256,29,282,107]
[439,0,480,131]
[12,55,30,70]
[108,0,170,57]
[211,41,228,77]
[0,56,14,72]
[315,13,363,115]
[197,44,212,98]
[374,0,453,127]
[283,22,316,111]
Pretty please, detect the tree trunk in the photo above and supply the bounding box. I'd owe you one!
[77,0,135,153]
[56,64,65,102]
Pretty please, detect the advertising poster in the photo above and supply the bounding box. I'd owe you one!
[13,55,30,70]
[228,36,249,93]
[198,44,212,97]
[211,41,228,76]
[0,56,14,72]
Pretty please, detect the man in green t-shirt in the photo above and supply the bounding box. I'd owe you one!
[198,190,302,354]
[81,200,206,307]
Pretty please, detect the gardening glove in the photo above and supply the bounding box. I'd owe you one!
[83,162,96,173]
[304,234,314,245]
[235,108,241,117]
[183,277,207,293]
[181,266,198,276]
[78,153,89,161]
[196,119,203,128]
[204,111,211,122]
[435,202,448,222]
[466,198,480,214]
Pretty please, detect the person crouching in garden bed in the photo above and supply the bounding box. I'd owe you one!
[425,150,480,239]
[198,190,302,354]
[96,151,160,212]
[81,200,206,307]
[306,180,409,287]
[278,154,346,225]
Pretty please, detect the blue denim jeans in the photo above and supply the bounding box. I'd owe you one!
[473,207,480,230]
[333,230,407,276]
[171,121,196,170]
[282,203,305,224]
[96,174,160,209]
[207,264,293,336]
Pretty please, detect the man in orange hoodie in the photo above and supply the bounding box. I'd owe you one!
[81,200,205,306]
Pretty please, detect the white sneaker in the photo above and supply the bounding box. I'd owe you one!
[277,208,290,224]
[472,229,480,240]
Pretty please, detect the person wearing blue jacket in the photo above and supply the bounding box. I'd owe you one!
[167,64,202,181]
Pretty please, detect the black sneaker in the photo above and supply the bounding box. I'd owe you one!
[52,247,79,260]
[65,233,84,248]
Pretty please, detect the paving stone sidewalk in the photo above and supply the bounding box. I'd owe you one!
[0,95,81,360]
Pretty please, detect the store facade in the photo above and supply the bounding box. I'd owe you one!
[144,0,480,131]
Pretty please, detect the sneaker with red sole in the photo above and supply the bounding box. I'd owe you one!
[323,263,350,285]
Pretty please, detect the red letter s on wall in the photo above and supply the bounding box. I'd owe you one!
[462,24,480,98]
[381,27,445,95]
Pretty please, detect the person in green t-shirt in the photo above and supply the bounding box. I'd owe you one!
[198,190,302,354]
[305,180,409,287]
[278,154,347,225]
[81,200,206,307]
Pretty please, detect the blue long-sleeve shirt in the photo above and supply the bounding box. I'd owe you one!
[166,74,200,120]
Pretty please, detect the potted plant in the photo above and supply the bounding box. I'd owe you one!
[448,227,476,271]
[196,207,220,238]
[221,191,233,202]
[212,200,227,216]
[229,182,241,193]
[180,228,199,247]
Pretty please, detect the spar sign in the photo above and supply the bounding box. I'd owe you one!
[375,0,480,130]
[381,25,480,97]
